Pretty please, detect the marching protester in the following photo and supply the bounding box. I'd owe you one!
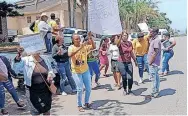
[116,31,137,95]
[160,32,176,76]
[109,35,121,89]
[147,28,161,98]
[99,37,110,77]
[132,32,150,83]
[52,35,76,95]
[38,13,52,53]
[85,36,101,87]
[0,55,26,115]
[68,32,96,112]
[29,15,40,33]
[49,13,63,45]
[22,53,56,115]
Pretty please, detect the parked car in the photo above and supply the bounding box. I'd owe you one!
[8,29,18,42]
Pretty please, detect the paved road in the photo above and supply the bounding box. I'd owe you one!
[5,36,187,115]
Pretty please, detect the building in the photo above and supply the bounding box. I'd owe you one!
[6,0,83,35]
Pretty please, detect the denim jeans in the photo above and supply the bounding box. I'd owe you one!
[44,34,52,53]
[144,54,149,73]
[136,54,149,79]
[72,70,91,107]
[57,62,76,93]
[118,62,133,91]
[149,65,160,94]
[87,61,100,83]
[0,80,19,109]
[162,51,174,73]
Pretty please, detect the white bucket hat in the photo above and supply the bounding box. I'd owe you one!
[41,13,48,17]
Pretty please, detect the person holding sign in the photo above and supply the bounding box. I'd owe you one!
[116,31,137,95]
[132,33,150,84]
[160,32,176,76]
[38,13,52,53]
[22,53,55,115]
[68,32,96,112]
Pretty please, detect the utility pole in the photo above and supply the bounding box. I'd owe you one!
[68,0,72,27]
[73,0,76,28]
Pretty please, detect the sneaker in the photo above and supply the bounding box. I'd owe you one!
[128,89,132,95]
[1,109,8,115]
[17,100,26,109]
[61,92,68,96]
[96,82,101,87]
[139,78,143,84]
[117,85,122,90]
[123,91,128,96]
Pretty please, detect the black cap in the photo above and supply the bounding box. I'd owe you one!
[50,13,55,17]
[137,33,144,38]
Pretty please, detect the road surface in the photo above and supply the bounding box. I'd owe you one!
[4,36,187,115]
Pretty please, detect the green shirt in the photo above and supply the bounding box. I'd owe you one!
[87,49,98,62]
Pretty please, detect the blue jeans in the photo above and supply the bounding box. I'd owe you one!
[149,65,160,94]
[0,80,19,109]
[57,62,76,93]
[87,61,100,83]
[72,70,91,107]
[144,54,149,72]
[44,34,52,53]
[136,54,149,78]
[162,51,174,73]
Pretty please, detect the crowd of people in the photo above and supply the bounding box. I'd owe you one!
[0,12,176,115]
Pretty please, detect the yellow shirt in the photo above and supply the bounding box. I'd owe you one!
[48,20,58,36]
[132,36,149,56]
[68,45,92,74]
[34,20,40,33]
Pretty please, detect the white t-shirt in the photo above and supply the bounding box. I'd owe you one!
[162,37,175,50]
[109,44,119,60]
[0,59,8,78]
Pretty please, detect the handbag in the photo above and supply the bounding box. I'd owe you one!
[34,61,57,94]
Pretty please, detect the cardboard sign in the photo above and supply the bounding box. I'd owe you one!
[88,0,122,35]
[137,23,149,32]
[18,33,47,55]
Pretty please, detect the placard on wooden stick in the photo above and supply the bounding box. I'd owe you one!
[18,33,47,55]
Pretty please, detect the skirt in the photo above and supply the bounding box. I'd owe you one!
[28,82,52,114]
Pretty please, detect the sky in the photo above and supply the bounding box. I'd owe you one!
[2,0,188,33]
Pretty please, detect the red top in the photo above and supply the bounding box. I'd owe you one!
[118,41,133,63]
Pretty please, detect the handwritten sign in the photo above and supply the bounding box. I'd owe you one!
[19,33,46,55]
[88,0,122,35]
[137,23,149,32]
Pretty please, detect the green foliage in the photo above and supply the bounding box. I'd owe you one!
[0,1,25,17]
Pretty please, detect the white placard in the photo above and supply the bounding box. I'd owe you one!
[18,33,46,55]
[137,23,149,32]
[88,0,122,35]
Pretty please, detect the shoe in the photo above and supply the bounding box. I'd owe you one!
[114,84,118,87]
[61,92,67,96]
[123,91,128,96]
[159,73,164,77]
[139,78,143,84]
[96,82,101,87]
[17,100,26,109]
[84,103,92,109]
[78,106,85,112]
[1,109,8,115]
[128,89,132,95]
[117,85,122,90]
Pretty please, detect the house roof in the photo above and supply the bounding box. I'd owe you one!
[16,0,66,14]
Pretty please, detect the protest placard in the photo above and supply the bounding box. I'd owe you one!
[88,0,122,35]
[137,23,149,32]
[18,33,46,55]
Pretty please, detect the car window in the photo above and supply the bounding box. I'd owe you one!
[64,36,72,46]
[63,29,75,34]
[77,31,87,35]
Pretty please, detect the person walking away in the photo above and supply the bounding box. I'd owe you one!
[49,13,63,45]
[29,15,40,33]
[52,35,76,95]
[160,32,176,76]
[99,37,110,77]
[147,28,161,98]
[109,35,121,90]
[132,32,150,84]
[85,36,100,87]
[116,31,137,95]
[22,53,55,115]
[0,55,26,115]
[68,32,96,112]
[38,13,52,53]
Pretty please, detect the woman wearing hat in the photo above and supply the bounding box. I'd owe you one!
[160,32,176,76]
[38,13,52,53]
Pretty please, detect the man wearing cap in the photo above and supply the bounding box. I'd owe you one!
[52,35,76,95]
[132,32,150,84]
[49,13,64,45]
[38,13,52,53]
[160,32,176,76]
[147,28,161,98]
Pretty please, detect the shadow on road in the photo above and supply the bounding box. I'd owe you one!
[156,88,176,98]
[132,88,147,96]
[168,70,184,75]
[92,84,114,91]
[143,78,167,83]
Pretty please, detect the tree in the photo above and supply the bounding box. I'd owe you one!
[76,0,87,29]
[0,1,25,42]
